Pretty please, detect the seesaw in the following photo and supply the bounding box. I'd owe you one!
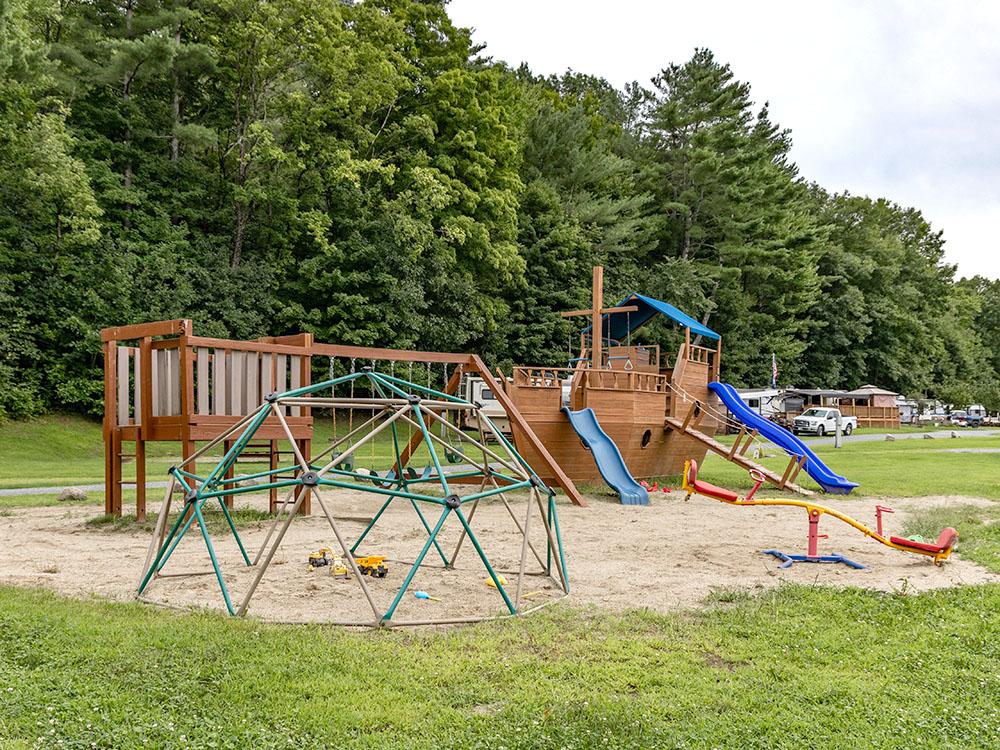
[681,459,958,569]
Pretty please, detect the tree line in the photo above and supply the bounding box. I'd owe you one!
[2,0,998,419]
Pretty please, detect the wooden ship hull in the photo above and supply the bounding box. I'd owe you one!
[508,338,723,486]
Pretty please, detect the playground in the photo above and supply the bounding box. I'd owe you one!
[3,274,1000,745]
[0,484,996,623]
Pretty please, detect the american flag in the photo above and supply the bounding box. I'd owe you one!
[771,352,778,388]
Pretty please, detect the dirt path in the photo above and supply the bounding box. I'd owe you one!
[0,490,995,624]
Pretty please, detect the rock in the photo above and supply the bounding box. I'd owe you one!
[236,477,260,488]
[923,434,934,440]
[885,435,895,441]
[57,487,88,502]
[951,431,958,438]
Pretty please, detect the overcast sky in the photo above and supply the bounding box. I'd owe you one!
[448,0,1000,279]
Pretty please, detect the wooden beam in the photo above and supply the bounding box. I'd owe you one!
[101,319,190,343]
[559,305,638,318]
[310,342,472,365]
[591,266,603,369]
[470,355,587,507]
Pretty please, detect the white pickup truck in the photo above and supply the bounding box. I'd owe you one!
[792,408,857,436]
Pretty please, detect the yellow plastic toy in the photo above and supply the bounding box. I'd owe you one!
[354,555,388,578]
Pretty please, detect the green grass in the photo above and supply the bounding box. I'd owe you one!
[0,414,489,497]
[3,416,1000,508]
[1,584,998,749]
[902,504,1000,573]
[691,434,1000,500]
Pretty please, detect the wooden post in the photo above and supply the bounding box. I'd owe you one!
[714,336,722,382]
[591,266,603,369]
[135,438,147,521]
[739,430,758,456]
[727,427,746,458]
[103,341,121,516]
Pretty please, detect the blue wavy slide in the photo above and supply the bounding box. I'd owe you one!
[562,407,649,505]
[708,382,858,495]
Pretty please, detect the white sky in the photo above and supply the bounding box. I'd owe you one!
[448,0,1000,279]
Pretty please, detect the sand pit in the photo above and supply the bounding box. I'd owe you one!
[1,489,997,624]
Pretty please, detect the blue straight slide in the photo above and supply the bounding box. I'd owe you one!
[708,382,859,495]
[562,407,649,505]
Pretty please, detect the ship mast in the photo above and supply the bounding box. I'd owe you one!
[559,266,637,369]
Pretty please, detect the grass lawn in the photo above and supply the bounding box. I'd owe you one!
[0,415,479,494]
[692,434,1000,500]
[3,420,1000,747]
[1,583,998,749]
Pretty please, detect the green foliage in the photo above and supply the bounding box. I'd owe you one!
[1,4,995,418]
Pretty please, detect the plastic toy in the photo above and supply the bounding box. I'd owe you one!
[354,555,388,578]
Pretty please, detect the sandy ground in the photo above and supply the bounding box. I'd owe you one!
[1,489,997,625]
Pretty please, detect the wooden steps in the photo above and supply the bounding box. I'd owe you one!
[664,417,814,497]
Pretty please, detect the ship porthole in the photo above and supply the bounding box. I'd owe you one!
[641,429,652,448]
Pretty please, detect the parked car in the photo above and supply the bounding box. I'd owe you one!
[792,408,857,436]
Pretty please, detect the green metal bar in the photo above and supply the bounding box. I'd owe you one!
[193,500,236,615]
[204,407,272,488]
[371,376,408,492]
[458,480,532,503]
[367,371,411,400]
[549,493,569,593]
[411,406,450,496]
[408,498,449,565]
[170,469,193,494]
[215,465,294,486]
[316,477,445,505]
[137,506,190,595]
[402,469,482,486]
[175,469,204,482]
[546,492,552,575]
[453,506,516,615]
[376,372,466,403]
[479,412,550,490]
[381,506,451,622]
[279,371,362,399]
[197,478,302,501]
[216,497,251,567]
[155,504,199,572]
[350,495,394,554]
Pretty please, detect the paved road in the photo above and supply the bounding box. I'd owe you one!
[0,481,170,497]
[804,429,999,446]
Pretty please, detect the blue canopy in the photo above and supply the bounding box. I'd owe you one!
[584,292,720,342]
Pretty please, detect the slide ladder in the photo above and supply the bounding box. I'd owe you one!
[562,408,649,505]
[664,416,813,496]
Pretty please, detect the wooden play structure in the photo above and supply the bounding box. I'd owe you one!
[102,322,585,519]
[501,267,812,495]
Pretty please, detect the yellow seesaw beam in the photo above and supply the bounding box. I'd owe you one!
[681,460,957,565]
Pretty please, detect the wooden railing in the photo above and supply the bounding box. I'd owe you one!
[108,336,312,428]
[511,366,667,394]
[838,404,900,427]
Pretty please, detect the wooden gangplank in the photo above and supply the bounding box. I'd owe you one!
[664,417,814,497]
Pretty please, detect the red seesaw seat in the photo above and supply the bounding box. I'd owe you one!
[685,460,740,502]
[890,527,959,555]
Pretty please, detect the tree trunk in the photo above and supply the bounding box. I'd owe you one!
[171,24,181,162]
